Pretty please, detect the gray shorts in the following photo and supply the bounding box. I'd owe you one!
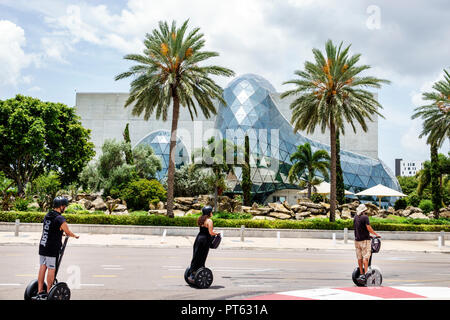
[39,255,56,269]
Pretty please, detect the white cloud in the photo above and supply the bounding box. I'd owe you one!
[0,20,38,86]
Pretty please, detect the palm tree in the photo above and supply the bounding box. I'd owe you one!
[288,142,330,199]
[281,40,390,221]
[115,20,234,217]
[191,136,242,211]
[412,69,450,217]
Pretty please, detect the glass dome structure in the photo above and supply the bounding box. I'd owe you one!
[136,130,189,181]
[214,74,401,204]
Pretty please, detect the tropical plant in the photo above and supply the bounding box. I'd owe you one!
[0,172,16,211]
[335,130,346,204]
[191,137,242,211]
[288,142,330,199]
[412,69,450,217]
[241,135,252,206]
[418,199,434,214]
[281,40,390,221]
[115,19,234,217]
[0,95,95,195]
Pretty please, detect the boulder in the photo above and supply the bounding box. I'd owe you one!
[309,208,326,215]
[148,209,167,215]
[290,204,301,212]
[298,201,323,209]
[114,204,127,212]
[111,210,129,216]
[173,210,186,217]
[241,206,252,213]
[251,202,259,210]
[156,201,165,210]
[377,209,388,218]
[296,211,312,220]
[92,197,107,211]
[174,203,190,211]
[409,212,429,220]
[247,210,261,216]
[327,210,341,220]
[401,209,412,217]
[174,197,195,205]
[282,200,291,211]
[252,216,276,221]
[149,202,156,210]
[268,211,292,220]
[340,208,352,220]
[191,202,203,210]
[268,203,291,214]
[186,209,202,216]
[440,211,450,218]
[28,202,40,210]
[320,202,330,210]
[256,207,272,215]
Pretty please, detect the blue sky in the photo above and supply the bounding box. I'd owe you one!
[0,0,449,173]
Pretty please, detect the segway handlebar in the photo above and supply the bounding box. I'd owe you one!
[54,236,70,282]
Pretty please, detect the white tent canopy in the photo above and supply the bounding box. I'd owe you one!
[298,181,354,196]
[355,184,406,207]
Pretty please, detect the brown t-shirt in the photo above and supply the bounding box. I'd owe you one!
[354,214,370,241]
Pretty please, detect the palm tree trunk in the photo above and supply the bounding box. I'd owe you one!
[329,117,337,222]
[166,94,181,218]
[307,184,312,199]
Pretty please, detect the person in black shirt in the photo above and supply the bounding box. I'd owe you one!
[36,197,79,299]
[354,204,380,282]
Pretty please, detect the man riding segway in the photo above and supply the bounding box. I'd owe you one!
[33,196,79,300]
[353,204,381,284]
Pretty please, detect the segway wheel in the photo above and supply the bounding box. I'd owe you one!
[366,269,383,287]
[184,267,192,285]
[194,267,213,289]
[352,267,366,287]
[47,282,71,300]
[24,280,47,301]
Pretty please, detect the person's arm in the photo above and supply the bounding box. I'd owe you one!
[206,219,219,236]
[366,223,380,237]
[60,222,79,239]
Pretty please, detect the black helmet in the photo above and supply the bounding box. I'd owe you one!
[53,196,69,208]
[202,206,213,216]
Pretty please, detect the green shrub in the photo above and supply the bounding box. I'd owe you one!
[419,199,434,214]
[120,179,167,211]
[13,198,31,211]
[394,198,407,210]
[2,211,449,232]
[65,203,84,213]
[310,194,325,203]
[405,192,421,207]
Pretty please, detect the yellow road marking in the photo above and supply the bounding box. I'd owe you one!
[92,275,118,278]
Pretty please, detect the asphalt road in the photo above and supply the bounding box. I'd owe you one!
[1,245,449,300]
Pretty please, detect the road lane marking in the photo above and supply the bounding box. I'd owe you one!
[0,283,22,286]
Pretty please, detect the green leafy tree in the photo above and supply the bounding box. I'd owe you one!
[167,164,213,197]
[0,95,95,195]
[0,172,17,211]
[79,139,162,197]
[28,171,61,211]
[241,135,252,206]
[115,19,234,218]
[412,69,450,217]
[288,142,330,199]
[281,40,390,221]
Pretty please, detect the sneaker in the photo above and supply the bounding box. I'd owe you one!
[31,292,48,300]
[357,274,366,282]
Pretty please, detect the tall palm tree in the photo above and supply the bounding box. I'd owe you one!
[191,136,242,211]
[281,40,390,221]
[412,69,450,217]
[288,142,330,199]
[115,20,234,217]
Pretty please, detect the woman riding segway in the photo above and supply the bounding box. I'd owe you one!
[185,206,221,288]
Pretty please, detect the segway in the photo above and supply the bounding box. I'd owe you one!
[352,236,382,287]
[25,236,71,300]
[184,233,222,289]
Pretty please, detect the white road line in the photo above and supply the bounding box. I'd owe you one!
[103,268,124,270]
[279,288,381,300]
[80,284,105,287]
[0,283,22,286]
[101,265,121,268]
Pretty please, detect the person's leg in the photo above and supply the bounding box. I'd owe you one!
[363,258,369,275]
[358,259,364,274]
[38,264,47,293]
[46,268,56,292]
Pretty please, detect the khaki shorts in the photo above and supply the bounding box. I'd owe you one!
[355,240,371,260]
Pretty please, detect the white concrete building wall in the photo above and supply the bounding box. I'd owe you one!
[400,160,424,177]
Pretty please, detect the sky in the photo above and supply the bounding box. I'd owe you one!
[0,0,449,173]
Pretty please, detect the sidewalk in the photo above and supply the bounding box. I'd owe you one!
[1,231,449,253]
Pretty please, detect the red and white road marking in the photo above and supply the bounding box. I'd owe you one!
[246,286,450,300]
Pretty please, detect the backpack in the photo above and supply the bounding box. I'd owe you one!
[371,237,381,253]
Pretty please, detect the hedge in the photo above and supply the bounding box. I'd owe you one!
[1,211,450,232]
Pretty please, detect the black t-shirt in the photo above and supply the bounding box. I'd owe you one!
[39,210,66,257]
[354,214,370,241]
